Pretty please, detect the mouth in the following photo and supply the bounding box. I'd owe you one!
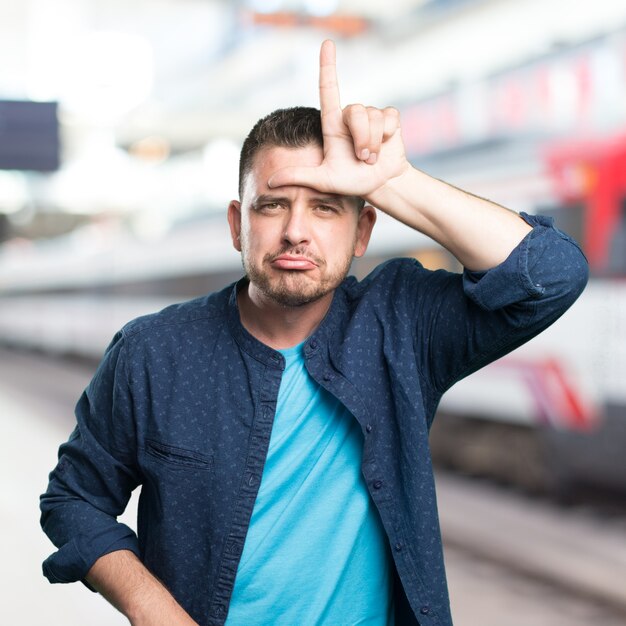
[270,254,319,271]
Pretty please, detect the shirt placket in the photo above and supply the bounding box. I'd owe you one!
[207,355,284,624]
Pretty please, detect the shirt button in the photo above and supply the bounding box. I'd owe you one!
[213,605,226,616]
[420,605,430,615]
[365,424,373,433]
[309,339,318,350]
[323,372,333,382]
[394,542,403,552]
[373,479,383,489]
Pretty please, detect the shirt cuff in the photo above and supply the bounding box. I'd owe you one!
[462,212,562,311]
[42,523,140,589]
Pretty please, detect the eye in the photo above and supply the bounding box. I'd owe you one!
[257,202,282,213]
[315,204,338,214]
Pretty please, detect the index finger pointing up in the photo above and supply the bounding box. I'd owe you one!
[319,40,341,117]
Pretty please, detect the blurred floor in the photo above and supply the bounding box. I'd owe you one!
[445,547,625,626]
[0,362,129,625]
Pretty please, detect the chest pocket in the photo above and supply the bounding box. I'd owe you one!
[145,438,213,471]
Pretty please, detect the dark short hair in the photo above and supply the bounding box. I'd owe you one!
[238,106,322,197]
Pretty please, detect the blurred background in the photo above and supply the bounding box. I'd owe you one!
[1,0,626,624]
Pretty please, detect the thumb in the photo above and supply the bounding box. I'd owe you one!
[267,165,330,190]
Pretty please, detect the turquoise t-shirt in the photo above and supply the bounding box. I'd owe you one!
[225,342,395,625]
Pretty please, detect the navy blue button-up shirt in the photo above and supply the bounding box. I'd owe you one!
[40,213,588,625]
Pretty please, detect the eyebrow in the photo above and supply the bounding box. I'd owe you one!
[309,195,347,209]
[252,194,348,209]
[253,194,290,207]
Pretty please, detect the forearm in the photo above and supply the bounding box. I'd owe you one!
[86,550,198,626]
[366,166,532,271]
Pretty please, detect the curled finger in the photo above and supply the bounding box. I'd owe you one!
[366,107,385,164]
[343,104,371,161]
[382,107,400,140]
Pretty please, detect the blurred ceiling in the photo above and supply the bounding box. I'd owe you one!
[2,0,626,154]
[0,0,421,151]
[1,0,626,232]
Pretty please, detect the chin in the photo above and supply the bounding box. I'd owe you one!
[264,282,331,308]
[244,257,350,308]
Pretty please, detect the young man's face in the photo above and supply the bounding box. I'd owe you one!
[228,143,375,307]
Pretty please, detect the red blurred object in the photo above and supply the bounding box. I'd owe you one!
[243,11,370,37]
[545,133,626,271]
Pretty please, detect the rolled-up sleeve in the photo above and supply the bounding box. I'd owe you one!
[40,330,141,587]
[411,212,589,397]
[462,212,588,310]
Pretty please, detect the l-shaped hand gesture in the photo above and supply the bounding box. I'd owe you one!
[268,40,410,202]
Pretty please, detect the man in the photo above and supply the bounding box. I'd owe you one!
[40,41,588,625]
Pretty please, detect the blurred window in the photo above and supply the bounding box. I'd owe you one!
[0,100,60,172]
[539,202,584,250]
[607,197,626,276]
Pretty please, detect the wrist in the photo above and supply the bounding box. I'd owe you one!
[126,577,197,626]
[129,593,198,626]
[364,163,421,214]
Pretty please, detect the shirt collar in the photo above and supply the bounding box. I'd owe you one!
[226,276,351,366]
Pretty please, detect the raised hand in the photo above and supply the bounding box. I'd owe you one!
[266,40,531,271]
[267,40,410,202]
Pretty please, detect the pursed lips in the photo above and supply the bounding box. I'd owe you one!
[270,254,319,270]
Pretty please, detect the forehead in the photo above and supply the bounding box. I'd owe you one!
[241,143,363,212]
[243,144,324,194]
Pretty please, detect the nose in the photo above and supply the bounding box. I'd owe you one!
[282,206,311,247]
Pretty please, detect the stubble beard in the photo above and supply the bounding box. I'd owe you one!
[241,246,354,308]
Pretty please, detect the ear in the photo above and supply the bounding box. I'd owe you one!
[227,200,242,252]
[354,204,376,258]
